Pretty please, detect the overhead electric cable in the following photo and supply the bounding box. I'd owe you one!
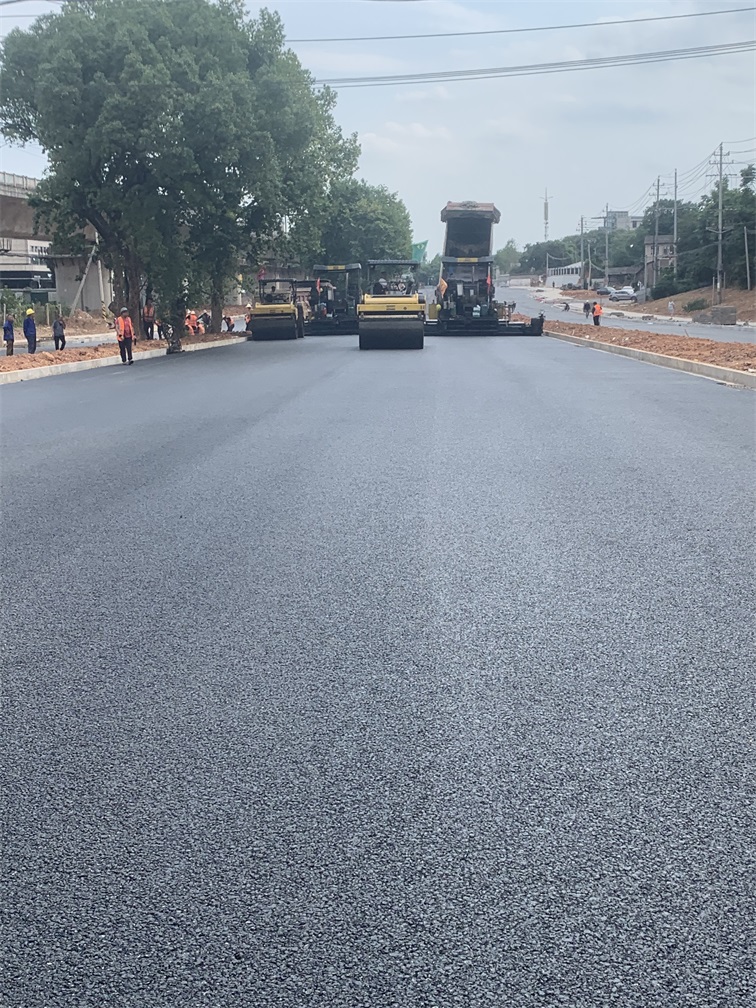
[316,40,756,88]
[291,6,754,43]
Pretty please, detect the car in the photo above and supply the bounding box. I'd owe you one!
[595,285,615,296]
[609,290,638,302]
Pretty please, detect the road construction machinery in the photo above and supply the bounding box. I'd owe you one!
[248,278,305,341]
[425,201,543,337]
[357,260,424,350]
[307,264,362,336]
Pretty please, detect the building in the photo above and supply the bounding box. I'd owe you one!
[0,173,55,293]
[644,234,676,288]
[0,172,112,311]
[606,210,644,232]
[546,261,583,287]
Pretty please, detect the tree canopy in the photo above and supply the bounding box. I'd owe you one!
[312,179,413,268]
[516,167,755,296]
[0,0,358,337]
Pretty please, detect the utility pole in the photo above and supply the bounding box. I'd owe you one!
[579,216,585,287]
[673,169,678,280]
[745,226,752,292]
[604,203,610,285]
[716,142,724,304]
[652,176,660,289]
[544,189,549,242]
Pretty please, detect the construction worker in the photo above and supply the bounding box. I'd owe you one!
[244,304,254,333]
[3,313,14,355]
[142,299,156,339]
[52,312,66,350]
[592,301,603,327]
[115,307,136,364]
[23,307,37,354]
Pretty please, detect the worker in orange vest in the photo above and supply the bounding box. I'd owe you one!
[592,301,603,327]
[142,299,156,340]
[115,307,136,364]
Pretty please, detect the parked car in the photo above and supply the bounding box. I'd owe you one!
[609,290,638,302]
[595,285,615,296]
[562,282,578,290]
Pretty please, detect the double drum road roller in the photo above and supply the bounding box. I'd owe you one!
[357,260,425,351]
[248,278,305,341]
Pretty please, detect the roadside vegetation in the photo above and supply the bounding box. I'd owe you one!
[493,167,755,299]
[0,0,412,344]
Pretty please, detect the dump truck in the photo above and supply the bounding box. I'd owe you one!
[357,260,424,350]
[308,263,361,336]
[425,201,543,337]
[248,278,305,341]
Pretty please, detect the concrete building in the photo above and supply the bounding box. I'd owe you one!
[644,234,676,288]
[0,174,54,293]
[606,210,644,232]
[0,172,112,311]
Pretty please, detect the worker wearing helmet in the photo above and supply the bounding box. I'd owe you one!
[23,307,37,354]
[245,304,254,333]
[115,307,136,364]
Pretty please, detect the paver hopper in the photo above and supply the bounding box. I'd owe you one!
[357,261,424,350]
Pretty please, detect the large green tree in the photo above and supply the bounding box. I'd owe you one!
[0,0,357,341]
[312,179,412,269]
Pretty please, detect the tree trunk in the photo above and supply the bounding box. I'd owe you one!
[210,274,223,334]
[167,295,185,354]
[124,253,142,339]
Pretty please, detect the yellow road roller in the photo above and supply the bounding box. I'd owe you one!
[357,260,424,350]
[249,279,305,341]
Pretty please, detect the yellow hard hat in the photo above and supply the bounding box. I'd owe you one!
[26,307,35,315]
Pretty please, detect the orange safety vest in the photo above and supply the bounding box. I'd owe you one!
[593,303,603,316]
[115,316,134,340]
[142,304,155,320]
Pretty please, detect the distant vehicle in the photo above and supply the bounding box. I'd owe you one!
[562,282,578,290]
[609,290,638,302]
[595,285,615,296]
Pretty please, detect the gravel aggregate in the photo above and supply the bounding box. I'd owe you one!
[2,336,754,1007]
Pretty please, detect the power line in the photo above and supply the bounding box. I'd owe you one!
[290,6,754,44]
[316,40,756,88]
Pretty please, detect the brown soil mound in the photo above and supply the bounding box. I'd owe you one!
[620,286,755,322]
[544,319,756,371]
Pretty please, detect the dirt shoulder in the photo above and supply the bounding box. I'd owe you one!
[539,318,756,372]
[0,331,242,373]
[621,286,755,322]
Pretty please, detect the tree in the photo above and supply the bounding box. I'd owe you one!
[313,179,412,269]
[417,254,441,286]
[0,0,357,342]
[493,239,520,274]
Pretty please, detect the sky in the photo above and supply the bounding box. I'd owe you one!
[1,0,754,255]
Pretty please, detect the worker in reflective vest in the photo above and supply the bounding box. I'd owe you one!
[142,299,156,340]
[115,308,136,364]
[592,301,603,327]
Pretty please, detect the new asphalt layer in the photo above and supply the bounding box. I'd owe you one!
[3,336,754,1007]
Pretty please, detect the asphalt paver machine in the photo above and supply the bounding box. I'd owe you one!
[425,202,544,337]
[249,278,305,341]
[357,260,425,350]
[307,263,362,336]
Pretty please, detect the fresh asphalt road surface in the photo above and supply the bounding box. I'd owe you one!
[507,287,756,343]
[3,336,754,1007]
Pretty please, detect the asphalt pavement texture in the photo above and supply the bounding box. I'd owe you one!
[2,335,754,1007]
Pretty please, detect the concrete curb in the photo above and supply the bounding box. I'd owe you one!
[545,329,756,389]
[0,337,247,385]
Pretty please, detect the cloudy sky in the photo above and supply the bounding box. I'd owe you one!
[2,0,754,254]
